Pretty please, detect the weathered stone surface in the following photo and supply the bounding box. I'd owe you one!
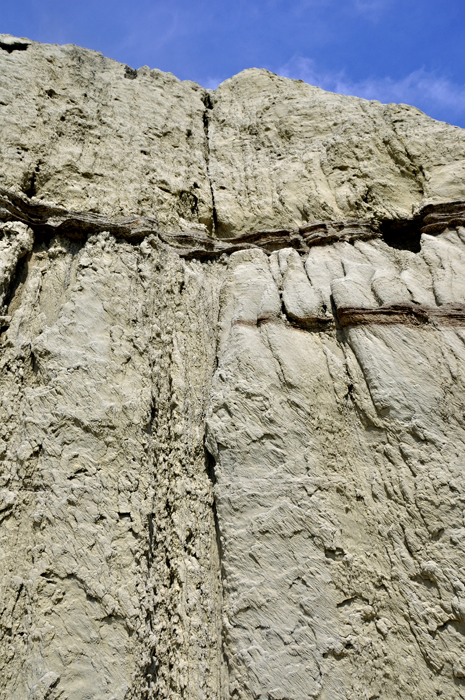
[206,230,465,700]
[1,33,465,700]
[207,69,465,235]
[0,35,213,231]
[0,230,224,699]
[0,221,33,307]
[2,34,465,239]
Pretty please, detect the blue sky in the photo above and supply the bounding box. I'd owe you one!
[3,0,465,127]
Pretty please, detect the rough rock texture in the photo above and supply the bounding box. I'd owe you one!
[0,35,213,231]
[207,72,465,236]
[2,33,465,700]
[207,233,465,700]
[2,34,465,238]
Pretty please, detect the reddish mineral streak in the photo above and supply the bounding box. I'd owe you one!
[3,184,465,331]
[337,303,465,327]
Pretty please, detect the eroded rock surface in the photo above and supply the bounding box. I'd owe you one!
[1,33,465,700]
[207,231,465,700]
[0,35,212,231]
[2,34,465,238]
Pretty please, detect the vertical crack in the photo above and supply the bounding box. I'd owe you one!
[22,162,41,199]
[204,440,227,699]
[1,250,30,319]
[205,443,223,563]
[202,92,218,237]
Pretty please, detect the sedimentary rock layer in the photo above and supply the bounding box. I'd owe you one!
[2,33,465,236]
[2,33,465,700]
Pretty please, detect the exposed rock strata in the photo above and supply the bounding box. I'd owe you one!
[2,34,465,237]
[1,33,465,700]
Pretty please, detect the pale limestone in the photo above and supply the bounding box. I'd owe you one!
[1,33,465,700]
[0,35,213,231]
[207,231,465,700]
[2,34,465,238]
[208,69,465,235]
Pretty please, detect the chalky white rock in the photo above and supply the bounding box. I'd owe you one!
[1,33,465,700]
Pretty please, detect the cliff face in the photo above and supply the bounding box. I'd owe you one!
[1,33,465,700]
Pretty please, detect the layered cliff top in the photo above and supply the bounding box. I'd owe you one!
[1,33,465,239]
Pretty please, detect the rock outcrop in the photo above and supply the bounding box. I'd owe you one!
[1,33,465,700]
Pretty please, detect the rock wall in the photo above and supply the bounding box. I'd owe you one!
[1,33,465,700]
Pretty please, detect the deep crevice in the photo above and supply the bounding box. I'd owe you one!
[2,251,30,317]
[22,162,41,199]
[381,199,465,252]
[23,171,37,199]
[205,444,217,486]
[324,546,345,560]
[380,217,422,253]
[202,92,218,236]
[204,440,228,698]
[205,444,223,561]
[0,40,29,53]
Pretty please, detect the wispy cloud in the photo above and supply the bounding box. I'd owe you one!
[352,0,393,20]
[278,56,465,126]
[288,0,393,20]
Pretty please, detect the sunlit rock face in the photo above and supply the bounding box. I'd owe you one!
[1,33,465,700]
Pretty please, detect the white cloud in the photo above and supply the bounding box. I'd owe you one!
[278,56,465,125]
